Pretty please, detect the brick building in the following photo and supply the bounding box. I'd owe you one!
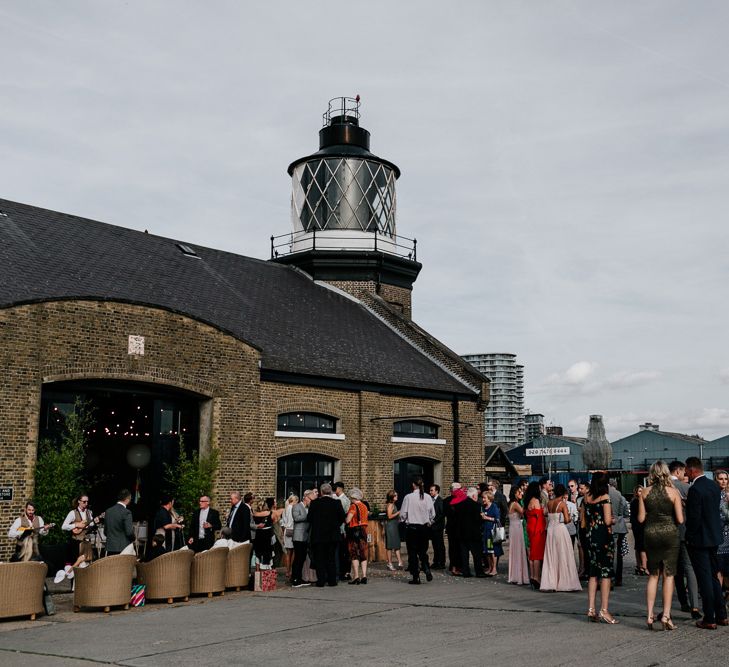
[0,98,488,556]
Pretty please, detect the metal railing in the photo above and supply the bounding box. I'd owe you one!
[270,229,417,261]
[322,96,360,126]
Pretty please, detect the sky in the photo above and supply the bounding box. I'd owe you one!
[2,1,728,441]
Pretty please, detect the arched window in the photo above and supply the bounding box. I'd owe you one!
[393,420,439,439]
[277,412,336,434]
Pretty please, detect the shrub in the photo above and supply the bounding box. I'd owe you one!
[34,398,93,543]
[164,438,219,523]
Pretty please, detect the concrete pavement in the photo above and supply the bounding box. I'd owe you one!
[0,560,725,667]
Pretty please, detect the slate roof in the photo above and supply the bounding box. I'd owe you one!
[0,198,476,398]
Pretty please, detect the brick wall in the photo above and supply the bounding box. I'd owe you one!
[327,280,412,319]
[0,299,484,559]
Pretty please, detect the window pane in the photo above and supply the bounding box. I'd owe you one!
[302,458,316,475]
[277,412,336,433]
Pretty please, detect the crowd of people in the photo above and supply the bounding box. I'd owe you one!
[6,461,729,629]
[503,459,729,629]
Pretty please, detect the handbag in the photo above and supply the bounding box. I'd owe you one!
[254,563,277,592]
[492,520,505,544]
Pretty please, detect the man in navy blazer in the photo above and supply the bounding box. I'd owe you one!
[685,457,728,629]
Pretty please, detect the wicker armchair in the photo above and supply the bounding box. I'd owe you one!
[225,543,253,591]
[190,547,228,597]
[136,549,194,603]
[0,561,47,621]
[73,554,137,613]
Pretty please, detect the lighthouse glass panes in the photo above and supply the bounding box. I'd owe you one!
[292,158,397,235]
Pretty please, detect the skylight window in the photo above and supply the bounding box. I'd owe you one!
[176,243,200,259]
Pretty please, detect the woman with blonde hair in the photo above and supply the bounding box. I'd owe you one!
[280,493,299,582]
[637,461,684,630]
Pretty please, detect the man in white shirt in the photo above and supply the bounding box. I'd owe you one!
[8,501,49,562]
[400,478,435,584]
[62,494,100,564]
[187,495,221,552]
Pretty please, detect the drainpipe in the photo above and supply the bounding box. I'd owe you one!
[452,397,460,482]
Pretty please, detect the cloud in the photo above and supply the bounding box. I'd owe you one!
[690,408,729,429]
[605,370,661,389]
[719,368,729,384]
[545,361,598,387]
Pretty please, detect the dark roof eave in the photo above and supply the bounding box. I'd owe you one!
[260,368,479,402]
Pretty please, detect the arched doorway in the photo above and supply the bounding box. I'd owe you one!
[40,379,205,522]
[277,454,335,501]
[394,457,435,503]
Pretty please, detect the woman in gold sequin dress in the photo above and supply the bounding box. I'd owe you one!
[637,461,684,630]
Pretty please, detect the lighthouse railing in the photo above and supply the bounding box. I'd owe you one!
[270,230,417,262]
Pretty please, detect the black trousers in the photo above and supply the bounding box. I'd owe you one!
[447,531,461,570]
[460,538,484,577]
[292,540,308,583]
[337,533,351,579]
[688,545,727,624]
[430,527,446,567]
[312,541,337,586]
[190,535,214,553]
[405,525,430,578]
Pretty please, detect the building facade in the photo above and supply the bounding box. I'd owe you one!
[462,353,524,449]
[0,98,489,558]
[524,412,545,443]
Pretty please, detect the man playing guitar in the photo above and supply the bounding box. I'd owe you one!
[8,502,54,562]
[62,494,104,563]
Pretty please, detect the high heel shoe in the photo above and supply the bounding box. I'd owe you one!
[646,614,656,630]
[661,615,675,631]
[348,578,360,585]
[598,609,619,624]
[587,607,597,623]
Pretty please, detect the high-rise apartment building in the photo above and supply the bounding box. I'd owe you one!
[524,412,545,443]
[462,353,524,449]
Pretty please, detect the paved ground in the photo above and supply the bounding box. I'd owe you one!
[1,555,726,667]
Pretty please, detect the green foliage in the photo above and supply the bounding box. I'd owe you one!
[34,398,93,543]
[165,439,219,523]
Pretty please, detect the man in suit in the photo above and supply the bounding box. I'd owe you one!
[685,456,728,629]
[227,491,252,544]
[669,460,701,618]
[608,480,629,586]
[306,482,345,587]
[187,495,222,552]
[456,487,486,578]
[429,484,446,569]
[104,489,134,555]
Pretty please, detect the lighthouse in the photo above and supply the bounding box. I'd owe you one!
[271,97,421,317]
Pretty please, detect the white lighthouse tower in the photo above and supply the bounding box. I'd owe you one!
[271,97,421,317]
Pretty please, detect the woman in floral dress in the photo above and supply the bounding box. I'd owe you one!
[580,471,617,624]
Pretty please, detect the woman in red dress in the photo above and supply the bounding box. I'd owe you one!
[524,481,547,589]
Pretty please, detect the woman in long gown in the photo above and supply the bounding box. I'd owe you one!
[507,486,530,585]
[581,471,617,624]
[524,481,547,589]
[637,461,684,630]
[541,484,581,591]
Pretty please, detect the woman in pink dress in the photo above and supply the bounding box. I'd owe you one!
[507,486,530,585]
[541,484,581,592]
